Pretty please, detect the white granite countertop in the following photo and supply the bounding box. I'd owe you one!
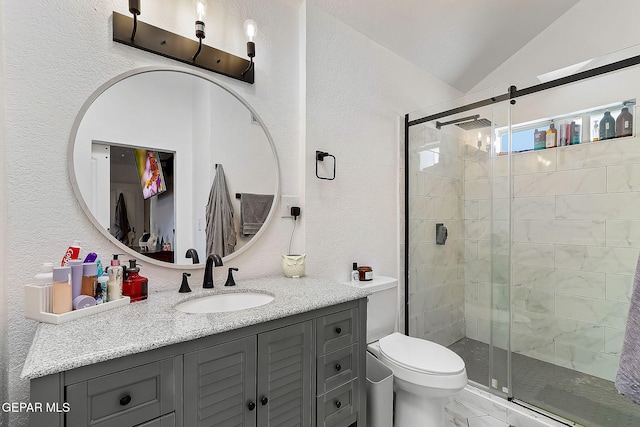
[21,275,369,380]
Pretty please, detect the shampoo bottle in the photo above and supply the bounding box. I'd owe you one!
[600,111,616,140]
[571,121,581,145]
[122,260,148,302]
[533,129,546,150]
[107,254,123,302]
[616,107,633,138]
[546,121,558,148]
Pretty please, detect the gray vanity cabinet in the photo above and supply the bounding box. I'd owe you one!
[183,321,313,427]
[29,299,367,427]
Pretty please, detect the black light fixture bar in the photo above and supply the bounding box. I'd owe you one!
[113,12,254,84]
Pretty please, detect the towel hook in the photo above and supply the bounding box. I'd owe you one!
[316,151,336,180]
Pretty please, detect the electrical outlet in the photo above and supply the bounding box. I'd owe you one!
[281,196,299,218]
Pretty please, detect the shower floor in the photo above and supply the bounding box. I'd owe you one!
[449,338,640,427]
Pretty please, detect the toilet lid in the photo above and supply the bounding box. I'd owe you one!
[379,333,465,375]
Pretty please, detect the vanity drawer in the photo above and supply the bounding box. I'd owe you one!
[317,343,359,395]
[316,379,359,427]
[65,358,175,427]
[316,308,359,355]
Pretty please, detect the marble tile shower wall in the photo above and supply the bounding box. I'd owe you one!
[464,136,640,382]
[407,124,466,347]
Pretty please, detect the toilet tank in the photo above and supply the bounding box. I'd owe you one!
[345,276,398,344]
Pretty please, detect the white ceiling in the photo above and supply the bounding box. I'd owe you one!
[311,0,581,93]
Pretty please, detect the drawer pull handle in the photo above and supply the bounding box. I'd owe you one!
[335,400,342,409]
[260,396,269,406]
[119,395,132,406]
[335,327,342,334]
[247,401,256,411]
[335,364,342,372]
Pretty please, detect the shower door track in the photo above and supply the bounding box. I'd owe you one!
[407,53,640,127]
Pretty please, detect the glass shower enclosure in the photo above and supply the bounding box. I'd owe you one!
[404,47,640,426]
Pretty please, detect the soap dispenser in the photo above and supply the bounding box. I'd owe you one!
[122,259,148,302]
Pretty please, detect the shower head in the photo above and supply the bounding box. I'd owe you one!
[435,114,492,131]
[455,118,492,131]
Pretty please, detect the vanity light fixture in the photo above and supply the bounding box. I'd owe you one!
[112,2,255,84]
[192,0,207,62]
[242,19,257,76]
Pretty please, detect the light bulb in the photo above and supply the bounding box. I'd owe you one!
[477,132,482,140]
[194,0,207,22]
[244,19,257,43]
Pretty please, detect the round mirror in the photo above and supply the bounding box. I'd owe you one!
[69,68,279,269]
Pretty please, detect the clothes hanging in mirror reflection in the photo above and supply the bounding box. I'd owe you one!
[205,164,237,257]
[114,193,132,244]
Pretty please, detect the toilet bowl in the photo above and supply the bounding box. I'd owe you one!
[369,333,467,426]
[346,276,467,426]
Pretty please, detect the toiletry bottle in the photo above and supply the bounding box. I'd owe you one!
[52,266,72,314]
[34,262,54,313]
[81,262,98,297]
[592,120,599,141]
[122,259,148,302]
[61,240,81,266]
[96,274,108,304]
[600,111,616,140]
[351,263,359,282]
[571,121,581,145]
[69,259,84,301]
[545,121,557,148]
[617,107,633,138]
[107,254,123,302]
[533,129,546,150]
[557,121,566,147]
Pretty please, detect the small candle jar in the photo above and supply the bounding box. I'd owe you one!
[358,266,373,281]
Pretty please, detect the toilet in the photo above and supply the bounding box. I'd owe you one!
[347,276,467,426]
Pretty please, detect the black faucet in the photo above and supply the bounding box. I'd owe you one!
[185,248,200,264]
[203,254,223,288]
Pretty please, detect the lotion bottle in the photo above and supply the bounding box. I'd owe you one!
[107,254,123,302]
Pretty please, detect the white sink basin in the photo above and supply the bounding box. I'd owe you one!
[175,292,274,314]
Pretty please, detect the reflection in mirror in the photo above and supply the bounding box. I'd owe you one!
[70,69,279,268]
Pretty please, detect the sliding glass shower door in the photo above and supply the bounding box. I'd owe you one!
[405,89,511,393]
[405,45,640,426]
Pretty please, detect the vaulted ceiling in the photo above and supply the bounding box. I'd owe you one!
[311,0,581,92]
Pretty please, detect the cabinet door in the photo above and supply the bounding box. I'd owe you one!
[257,321,314,427]
[184,336,257,427]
